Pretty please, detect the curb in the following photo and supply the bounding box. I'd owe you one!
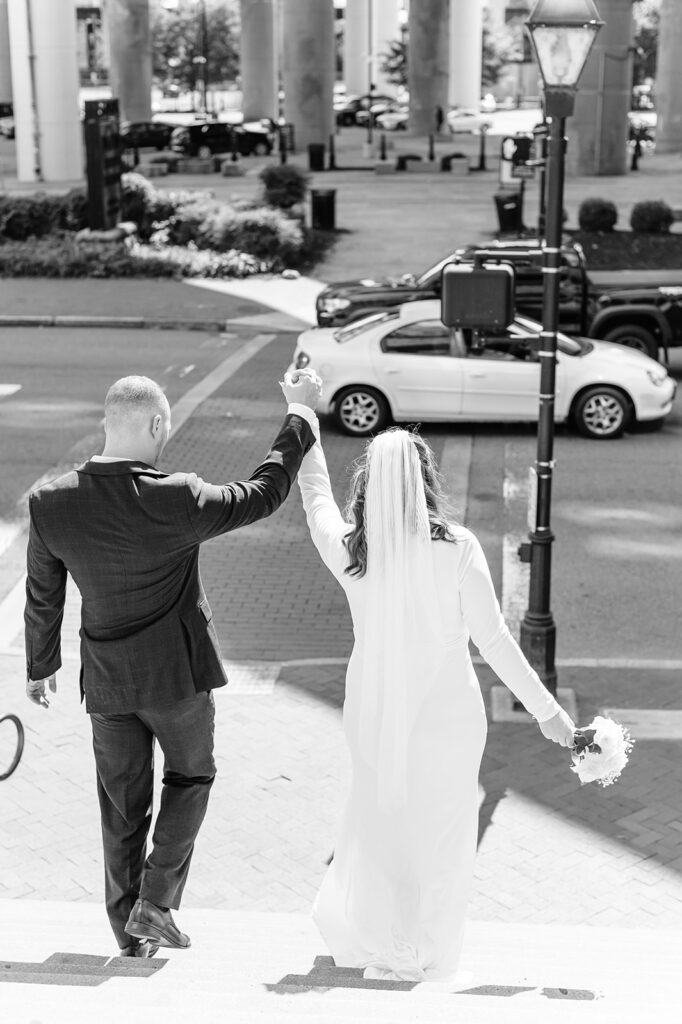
[0,314,228,331]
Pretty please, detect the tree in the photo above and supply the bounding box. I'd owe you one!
[151,0,240,95]
[632,0,660,85]
[379,39,408,89]
[482,12,523,88]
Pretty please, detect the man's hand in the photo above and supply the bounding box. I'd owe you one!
[538,707,576,748]
[26,675,57,709]
[280,369,323,410]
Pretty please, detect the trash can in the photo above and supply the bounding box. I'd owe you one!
[311,189,336,230]
[308,143,326,172]
[494,191,523,233]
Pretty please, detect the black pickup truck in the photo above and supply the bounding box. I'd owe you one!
[315,239,681,362]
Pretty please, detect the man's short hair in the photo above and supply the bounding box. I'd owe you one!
[104,376,169,425]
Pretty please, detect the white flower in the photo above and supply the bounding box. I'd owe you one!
[571,716,634,787]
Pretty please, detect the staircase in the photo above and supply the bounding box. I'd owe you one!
[1,898,679,1023]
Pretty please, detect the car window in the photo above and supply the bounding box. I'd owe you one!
[462,328,538,362]
[333,311,399,343]
[381,320,450,355]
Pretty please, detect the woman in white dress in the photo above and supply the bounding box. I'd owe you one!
[292,375,575,983]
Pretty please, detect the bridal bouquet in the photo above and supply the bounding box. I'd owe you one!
[570,716,634,787]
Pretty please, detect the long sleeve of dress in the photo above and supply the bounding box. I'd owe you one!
[297,440,351,579]
[458,531,561,723]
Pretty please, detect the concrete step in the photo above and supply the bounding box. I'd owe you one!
[0,899,679,1023]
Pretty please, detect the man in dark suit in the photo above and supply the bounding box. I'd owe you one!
[24,372,320,956]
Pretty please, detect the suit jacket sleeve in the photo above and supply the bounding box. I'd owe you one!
[25,494,67,680]
[185,412,315,542]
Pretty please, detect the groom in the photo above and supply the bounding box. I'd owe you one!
[24,372,321,956]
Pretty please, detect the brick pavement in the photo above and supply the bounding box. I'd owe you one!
[1,329,681,933]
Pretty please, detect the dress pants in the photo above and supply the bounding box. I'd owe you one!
[90,691,216,947]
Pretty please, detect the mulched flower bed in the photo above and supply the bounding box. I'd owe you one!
[570,229,682,270]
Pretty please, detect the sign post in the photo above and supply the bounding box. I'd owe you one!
[84,99,122,230]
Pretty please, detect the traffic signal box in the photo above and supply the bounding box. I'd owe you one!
[440,263,516,329]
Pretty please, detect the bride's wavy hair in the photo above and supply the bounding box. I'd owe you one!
[343,428,458,578]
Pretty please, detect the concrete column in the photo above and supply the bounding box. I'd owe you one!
[407,0,448,136]
[104,0,151,123]
[8,0,82,182]
[343,0,369,97]
[0,0,12,104]
[281,0,335,151]
[240,0,278,121]
[448,0,483,110]
[567,0,632,176]
[654,0,682,154]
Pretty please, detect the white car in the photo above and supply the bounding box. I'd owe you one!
[288,300,676,439]
[375,106,409,131]
[447,107,491,134]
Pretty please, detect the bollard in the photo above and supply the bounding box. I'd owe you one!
[279,126,287,165]
[428,134,435,162]
[230,131,239,163]
[328,133,337,170]
[380,133,387,161]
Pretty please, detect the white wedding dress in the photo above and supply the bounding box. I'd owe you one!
[297,438,560,982]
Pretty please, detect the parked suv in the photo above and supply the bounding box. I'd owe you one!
[316,239,592,337]
[170,119,274,158]
[589,286,682,361]
[316,239,680,362]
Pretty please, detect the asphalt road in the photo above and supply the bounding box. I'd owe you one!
[0,325,680,664]
[0,325,249,521]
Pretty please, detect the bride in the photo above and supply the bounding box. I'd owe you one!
[289,370,575,983]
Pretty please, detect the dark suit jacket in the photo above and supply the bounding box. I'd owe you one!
[24,413,314,713]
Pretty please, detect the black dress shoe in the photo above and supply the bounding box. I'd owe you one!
[118,939,159,958]
[124,898,191,949]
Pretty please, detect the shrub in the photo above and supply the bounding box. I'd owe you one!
[630,200,674,234]
[0,191,90,240]
[578,197,618,233]
[259,163,310,209]
[205,206,305,265]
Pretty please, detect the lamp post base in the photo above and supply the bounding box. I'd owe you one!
[519,614,558,696]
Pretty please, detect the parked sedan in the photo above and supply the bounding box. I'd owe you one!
[170,120,274,157]
[289,300,675,439]
[119,120,176,150]
[375,106,409,131]
[447,107,491,134]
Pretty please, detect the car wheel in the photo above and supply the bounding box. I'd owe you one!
[573,386,632,439]
[601,323,660,361]
[333,386,390,437]
[197,144,212,159]
[252,140,269,156]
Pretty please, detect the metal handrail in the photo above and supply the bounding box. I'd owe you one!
[0,714,24,781]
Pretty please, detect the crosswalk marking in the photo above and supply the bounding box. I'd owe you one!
[0,383,21,397]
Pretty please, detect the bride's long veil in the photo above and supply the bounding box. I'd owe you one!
[358,431,446,813]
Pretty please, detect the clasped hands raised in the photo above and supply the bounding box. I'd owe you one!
[280,368,323,408]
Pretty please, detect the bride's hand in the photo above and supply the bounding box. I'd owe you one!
[538,708,576,748]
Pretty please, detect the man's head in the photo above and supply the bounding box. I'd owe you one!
[102,376,171,466]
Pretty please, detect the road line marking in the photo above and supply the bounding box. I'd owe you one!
[0,384,21,398]
[170,333,275,437]
[0,575,26,653]
[557,658,682,670]
[185,276,325,327]
[602,708,682,739]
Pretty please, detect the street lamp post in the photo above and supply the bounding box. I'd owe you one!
[519,0,603,695]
